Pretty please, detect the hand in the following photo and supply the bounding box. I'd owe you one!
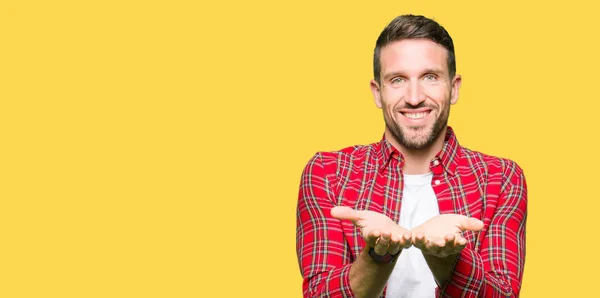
[331,206,412,256]
[411,214,484,258]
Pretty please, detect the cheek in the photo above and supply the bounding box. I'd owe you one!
[383,104,394,117]
[381,90,405,108]
[424,87,450,107]
[424,85,446,96]
[382,103,399,122]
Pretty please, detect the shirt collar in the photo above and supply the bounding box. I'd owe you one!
[377,126,461,175]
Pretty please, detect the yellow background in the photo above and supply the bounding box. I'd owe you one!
[1,0,597,297]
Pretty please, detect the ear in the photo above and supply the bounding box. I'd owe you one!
[450,74,462,105]
[370,79,382,109]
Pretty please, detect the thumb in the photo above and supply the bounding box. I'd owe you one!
[330,206,359,222]
[458,217,484,232]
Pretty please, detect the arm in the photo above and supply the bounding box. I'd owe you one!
[296,154,410,298]
[331,207,413,298]
[347,246,399,298]
[422,253,460,287]
[296,153,357,297]
[437,162,528,297]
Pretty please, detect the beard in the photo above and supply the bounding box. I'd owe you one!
[383,102,450,150]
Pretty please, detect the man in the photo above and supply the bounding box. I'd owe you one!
[296,15,527,298]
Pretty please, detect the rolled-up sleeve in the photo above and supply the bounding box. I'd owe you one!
[296,153,355,298]
[437,161,527,297]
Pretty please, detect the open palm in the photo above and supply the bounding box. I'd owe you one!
[411,214,484,258]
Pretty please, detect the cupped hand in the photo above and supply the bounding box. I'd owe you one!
[411,214,484,258]
[331,206,412,256]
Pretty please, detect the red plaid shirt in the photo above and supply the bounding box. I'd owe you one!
[296,127,527,297]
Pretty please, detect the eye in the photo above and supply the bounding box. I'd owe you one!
[423,74,437,81]
[390,77,406,85]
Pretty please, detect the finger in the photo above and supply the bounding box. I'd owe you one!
[441,234,461,257]
[434,238,446,248]
[444,234,456,245]
[448,244,466,257]
[365,229,381,247]
[444,234,467,246]
[388,234,401,255]
[330,206,359,222]
[374,232,391,255]
[425,238,444,254]
[412,233,427,250]
[400,232,413,248]
[458,217,484,232]
[453,236,467,251]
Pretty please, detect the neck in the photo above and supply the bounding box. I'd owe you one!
[385,127,447,175]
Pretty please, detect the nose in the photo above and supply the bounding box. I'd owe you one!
[405,80,426,106]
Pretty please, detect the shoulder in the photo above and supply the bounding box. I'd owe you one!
[302,142,380,177]
[460,146,526,190]
[462,147,523,173]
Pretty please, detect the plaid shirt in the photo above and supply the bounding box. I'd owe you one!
[296,127,527,297]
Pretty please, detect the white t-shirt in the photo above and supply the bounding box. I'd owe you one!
[386,173,439,298]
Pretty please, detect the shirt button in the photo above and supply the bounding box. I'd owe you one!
[433,160,440,166]
[435,180,440,185]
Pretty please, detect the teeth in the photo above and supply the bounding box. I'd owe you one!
[405,112,428,119]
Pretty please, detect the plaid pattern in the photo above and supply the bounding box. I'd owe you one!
[296,127,527,297]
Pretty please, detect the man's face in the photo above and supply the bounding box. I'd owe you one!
[371,39,461,150]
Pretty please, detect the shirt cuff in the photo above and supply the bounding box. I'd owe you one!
[339,263,355,298]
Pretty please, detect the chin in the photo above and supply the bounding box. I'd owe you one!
[402,137,433,149]
[385,115,446,150]
[398,126,437,149]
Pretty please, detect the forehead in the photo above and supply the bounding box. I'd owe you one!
[380,39,449,75]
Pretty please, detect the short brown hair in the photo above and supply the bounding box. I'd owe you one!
[373,15,456,83]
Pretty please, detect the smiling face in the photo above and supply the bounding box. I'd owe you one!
[371,38,462,150]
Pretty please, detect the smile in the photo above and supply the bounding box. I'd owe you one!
[401,111,431,120]
[403,112,429,119]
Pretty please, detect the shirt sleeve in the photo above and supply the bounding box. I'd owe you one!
[296,153,356,298]
[437,161,528,297]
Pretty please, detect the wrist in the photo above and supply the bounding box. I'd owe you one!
[368,246,401,264]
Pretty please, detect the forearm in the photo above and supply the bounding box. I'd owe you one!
[422,252,459,288]
[301,247,398,298]
[348,247,398,298]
